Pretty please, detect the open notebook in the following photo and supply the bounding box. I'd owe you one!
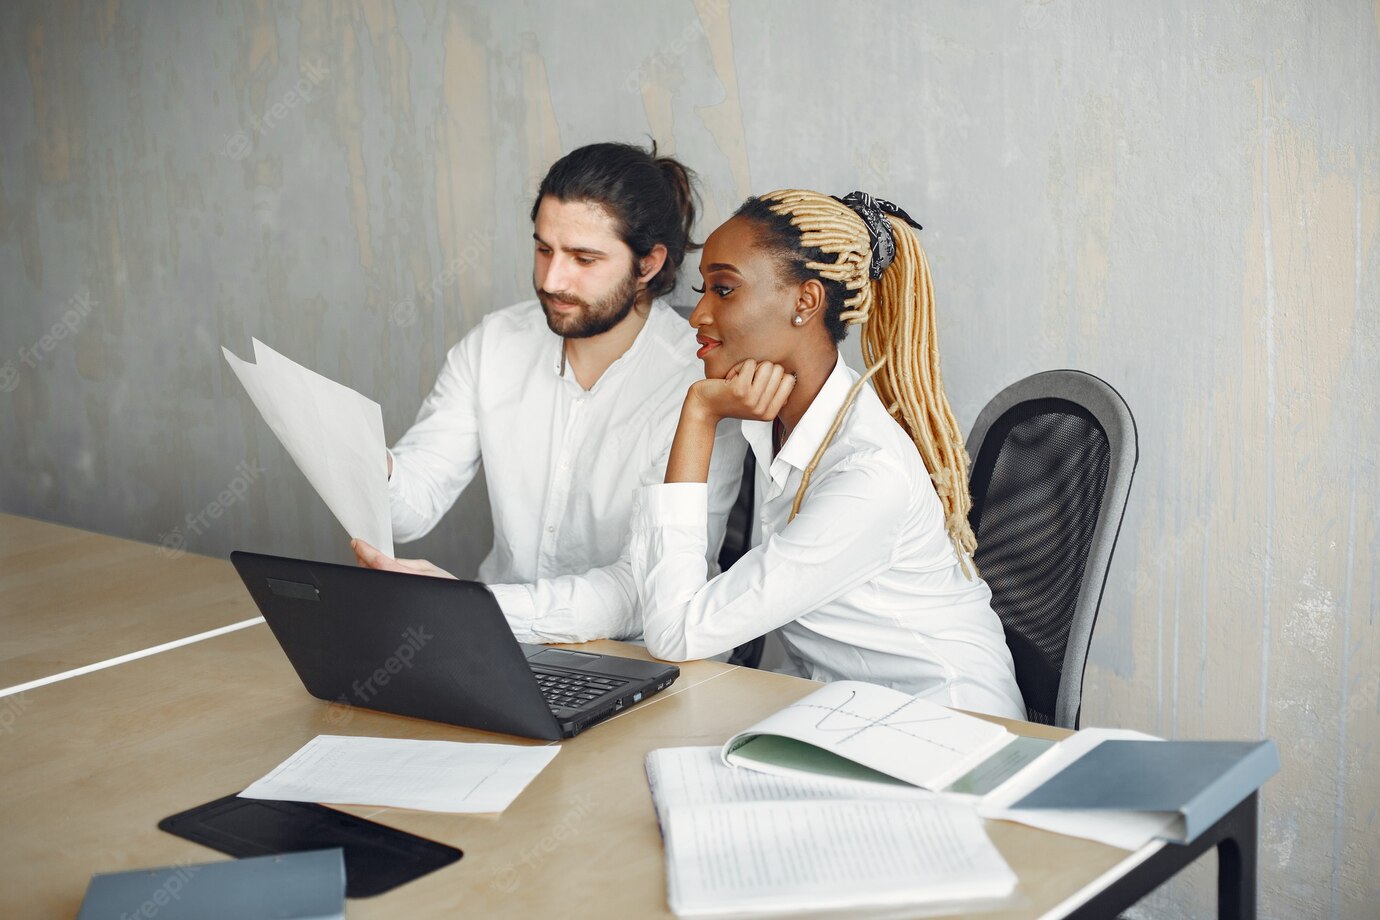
[721,680,1052,795]
[646,747,1018,917]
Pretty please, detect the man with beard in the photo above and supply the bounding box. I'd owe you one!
[352,142,745,646]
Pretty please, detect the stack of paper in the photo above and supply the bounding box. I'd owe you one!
[223,338,393,554]
[647,747,1017,917]
[240,735,559,813]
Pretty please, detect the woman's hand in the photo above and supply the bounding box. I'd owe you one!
[688,359,796,424]
[351,539,457,579]
[666,360,795,484]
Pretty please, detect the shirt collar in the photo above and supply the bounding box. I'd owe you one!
[551,297,670,386]
[737,356,858,493]
[773,356,857,472]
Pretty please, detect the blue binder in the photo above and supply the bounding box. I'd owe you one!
[76,848,345,920]
[1009,739,1279,844]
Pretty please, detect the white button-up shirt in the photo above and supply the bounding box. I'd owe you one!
[388,299,745,644]
[631,357,1026,720]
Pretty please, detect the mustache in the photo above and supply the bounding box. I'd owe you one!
[538,290,587,308]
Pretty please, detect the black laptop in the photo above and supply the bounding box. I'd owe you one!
[230,551,679,740]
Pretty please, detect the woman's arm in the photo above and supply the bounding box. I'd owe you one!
[633,451,913,660]
[666,359,793,482]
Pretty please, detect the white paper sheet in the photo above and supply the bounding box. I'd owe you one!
[223,338,393,554]
[239,735,559,813]
[663,799,1017,917]
[978,727,1178,850]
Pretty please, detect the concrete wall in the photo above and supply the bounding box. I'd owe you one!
[1,2,1376,915]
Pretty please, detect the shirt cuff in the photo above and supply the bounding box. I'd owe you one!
[487,582,540,641]
[633,482,710,531]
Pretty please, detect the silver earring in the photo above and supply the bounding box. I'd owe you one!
[792,315,804,326]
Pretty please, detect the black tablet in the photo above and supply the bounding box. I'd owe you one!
[159,793,462,897]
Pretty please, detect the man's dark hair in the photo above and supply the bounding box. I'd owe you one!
[530,141,699,300]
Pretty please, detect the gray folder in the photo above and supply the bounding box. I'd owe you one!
[76,847,345,920]
[1009,739,1279,843]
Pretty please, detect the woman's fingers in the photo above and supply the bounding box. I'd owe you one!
[766,372,796,418]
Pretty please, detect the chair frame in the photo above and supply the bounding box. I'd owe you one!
[965,369,1138,728]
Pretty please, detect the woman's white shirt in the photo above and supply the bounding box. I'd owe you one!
[630,357,1026,720]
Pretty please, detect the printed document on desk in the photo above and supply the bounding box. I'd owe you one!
[239,735,559,813]
[223,338,393,554]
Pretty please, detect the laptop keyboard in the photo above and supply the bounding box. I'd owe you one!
[533,670,626,712]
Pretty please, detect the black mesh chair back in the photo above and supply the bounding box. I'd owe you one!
[965,370,1137,728]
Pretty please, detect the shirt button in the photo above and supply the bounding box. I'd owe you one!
[547,526,555,533]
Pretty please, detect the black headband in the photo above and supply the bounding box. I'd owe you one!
[832,191,923,279]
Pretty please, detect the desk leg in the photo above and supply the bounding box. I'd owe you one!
[1068,792,1259,920]
[1215,792,1257,920]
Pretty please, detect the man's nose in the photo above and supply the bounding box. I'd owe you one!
[543,254,577,294]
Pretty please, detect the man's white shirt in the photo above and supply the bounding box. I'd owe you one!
[387,298,745,644]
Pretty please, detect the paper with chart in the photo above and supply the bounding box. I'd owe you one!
[662,799,1017,917]
[239,735,559,813]
[645,747,935,823]
[722,681,1016,791]
[223,338,393,555]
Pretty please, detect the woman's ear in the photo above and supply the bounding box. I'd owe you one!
[791,278,827,327]
[637,243,669,286]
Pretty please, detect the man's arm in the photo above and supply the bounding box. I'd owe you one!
[488,415,747,645]
[387,331,485,543]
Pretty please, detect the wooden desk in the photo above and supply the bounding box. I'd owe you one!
[0,513,253,689]
[0,526,1258,919]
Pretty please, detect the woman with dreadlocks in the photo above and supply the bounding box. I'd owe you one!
[630,189,1025,719]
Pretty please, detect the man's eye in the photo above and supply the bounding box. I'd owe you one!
[575,256,595,265]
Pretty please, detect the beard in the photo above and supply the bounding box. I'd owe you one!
[536,268,640,339]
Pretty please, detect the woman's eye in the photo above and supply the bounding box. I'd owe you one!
[692,284,734,297]
[691,284,705,294]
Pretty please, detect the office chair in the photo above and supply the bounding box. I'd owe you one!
[965,370,1138,729]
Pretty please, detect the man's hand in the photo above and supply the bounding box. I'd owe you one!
[688,359,796,423]
[351,539,456,579]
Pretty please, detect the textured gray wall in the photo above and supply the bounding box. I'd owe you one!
[1,2,1377,916]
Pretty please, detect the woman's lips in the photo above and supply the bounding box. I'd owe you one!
[695,336,721,359]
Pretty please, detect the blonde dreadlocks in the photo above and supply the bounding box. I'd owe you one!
[755,189,978,577]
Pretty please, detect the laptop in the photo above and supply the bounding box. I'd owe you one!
[230,551,680,741]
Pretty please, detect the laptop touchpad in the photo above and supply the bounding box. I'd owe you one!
[528,648,602,670]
